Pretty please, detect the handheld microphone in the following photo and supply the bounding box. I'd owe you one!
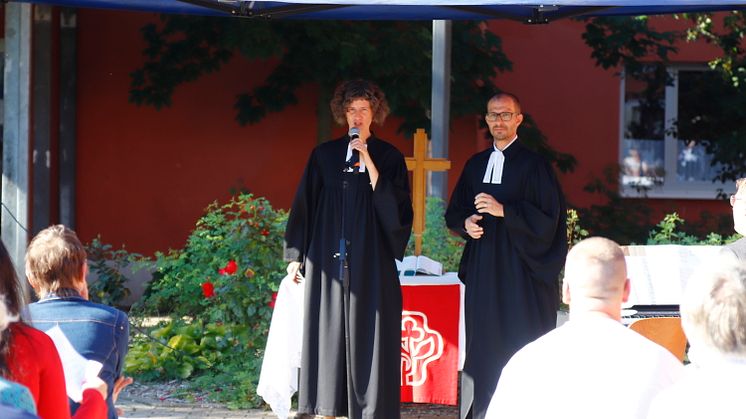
[349,127,360,148]
[348,127,361,173]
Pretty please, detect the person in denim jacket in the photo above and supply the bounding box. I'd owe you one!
[24,225,131,419]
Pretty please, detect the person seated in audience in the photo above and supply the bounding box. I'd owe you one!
[647,259,746,419]
[24,225,132,419]
[486,237,684,419]
[0,240,108,419]
[0,301,36,416]
[0,404,40,419]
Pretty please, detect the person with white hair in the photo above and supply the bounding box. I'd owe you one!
[486,237,683,419]
[647,259,746,419]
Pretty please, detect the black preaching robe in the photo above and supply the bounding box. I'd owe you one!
[284,135,413,419]
[445,142,567,419]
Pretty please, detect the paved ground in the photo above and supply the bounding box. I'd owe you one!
[119,396,458,419]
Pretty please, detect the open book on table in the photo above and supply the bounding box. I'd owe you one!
[396,255,443,276]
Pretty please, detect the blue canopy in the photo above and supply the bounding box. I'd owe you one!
[12,0,746,21]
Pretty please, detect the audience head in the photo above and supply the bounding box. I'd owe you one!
[562,237,629,319]
[731,177,746,235]
[682,259,746,361]
[25,225,87,298]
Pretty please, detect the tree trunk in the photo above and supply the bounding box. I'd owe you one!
[316,84,333,144]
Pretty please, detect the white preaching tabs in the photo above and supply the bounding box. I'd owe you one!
[45,326,103,403]
[345,143,367,173]
[482,136,516,184]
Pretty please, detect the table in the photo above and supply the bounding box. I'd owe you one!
[399,273,463,405]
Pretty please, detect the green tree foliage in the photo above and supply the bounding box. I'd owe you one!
[578,166,654,245]
[581,13,746,183]
[130,17,508,133]
[130,17,576,172]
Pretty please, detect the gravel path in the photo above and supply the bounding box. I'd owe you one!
[118,381,458,418]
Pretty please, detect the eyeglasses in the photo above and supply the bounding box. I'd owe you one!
[485,112,519,122]
[730,194,745,207]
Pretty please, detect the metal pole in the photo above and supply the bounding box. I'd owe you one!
[31,4,53,235]
[59,8,78,228]
[2,3,32,292]
[429,20,452,200]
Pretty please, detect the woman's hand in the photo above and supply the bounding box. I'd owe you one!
[350,138,379,190]
[287,261,302,284]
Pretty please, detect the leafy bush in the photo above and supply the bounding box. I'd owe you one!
[85,237,141,308]
[134,193,286,324]
[405,197,464,272]
[646,212,741,245]
[125,319,264,408]
[126,193,286,409]
[566,208,589,249]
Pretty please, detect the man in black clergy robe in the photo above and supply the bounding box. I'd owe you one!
[284,80,413,419]
[445,92,567,419]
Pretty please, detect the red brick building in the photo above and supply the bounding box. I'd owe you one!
[3,6,737,254]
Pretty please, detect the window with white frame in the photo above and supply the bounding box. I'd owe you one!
[619,65,730,199]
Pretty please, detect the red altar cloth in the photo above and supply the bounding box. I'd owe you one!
[400,280,461,405]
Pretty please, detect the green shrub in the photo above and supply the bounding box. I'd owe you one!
[646,212,741,245]
[405,197,464,272]
[85,237,141,308]
[134,193,286,325]
[126,193,287,409]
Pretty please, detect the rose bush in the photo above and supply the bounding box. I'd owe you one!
[126,193,287,408]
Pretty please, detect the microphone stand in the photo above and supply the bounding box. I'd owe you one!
[338,155,357,418]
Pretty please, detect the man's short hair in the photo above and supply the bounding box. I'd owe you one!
[682,259,746,356]
[488,92,522,114]
[25,224,87,294]
[736,177,746,193]
[564,236,626,298]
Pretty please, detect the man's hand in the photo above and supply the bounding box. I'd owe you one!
[112,376,134,416]
[112,376,133,403]
[465,214,484,239]
[287,261,302,284]
[474,192,504,217]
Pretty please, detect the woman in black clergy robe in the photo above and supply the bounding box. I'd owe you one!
[284,79,413,419]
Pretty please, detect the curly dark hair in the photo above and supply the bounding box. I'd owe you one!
[329,79,390,126]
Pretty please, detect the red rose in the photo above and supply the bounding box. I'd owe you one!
[218,268,227,276]
[268,291,278,309]
[261,229,270,236]
[224,260,238,275]
[202,282,215,298]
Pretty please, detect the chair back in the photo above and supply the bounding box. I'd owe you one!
[628,317,687,362]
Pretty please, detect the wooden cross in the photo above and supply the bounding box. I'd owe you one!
[405,128,451,255]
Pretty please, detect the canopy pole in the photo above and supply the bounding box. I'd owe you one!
[429,19,451,201]
[31,4,53,236]
[2,2,32,293]
[60,8,78,229]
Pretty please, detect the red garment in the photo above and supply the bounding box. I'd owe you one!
[7,323,107,419]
